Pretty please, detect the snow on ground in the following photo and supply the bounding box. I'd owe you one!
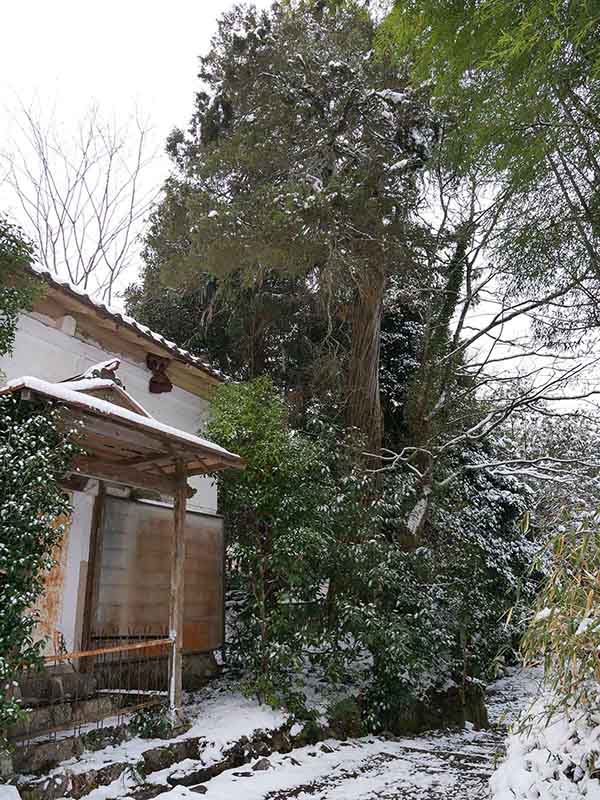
[193,667,540,800]
[15,666,543,799]
[28,687,288,783]
[183,687,288,759]
[485,666,543,728]
[68,666,541,800]
[490,685,600,800]
[194,737,494,800]
[0,787,21,800]
[154,741,480,800]
[72,735,496,800]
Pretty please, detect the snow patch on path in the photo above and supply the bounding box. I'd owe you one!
[25,690,288,783]
[150,667,541,800]
[29,668,541,800]
[197,738,486,799]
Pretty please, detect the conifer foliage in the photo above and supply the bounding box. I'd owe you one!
[141,0,438,450]
[128,1,543,726]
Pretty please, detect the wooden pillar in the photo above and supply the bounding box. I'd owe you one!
[168,460,187,713]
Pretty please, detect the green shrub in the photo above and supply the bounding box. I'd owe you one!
[327,697,365,739]
[208,377,371,707]
[129,704,174,740]
[295,718,323,745]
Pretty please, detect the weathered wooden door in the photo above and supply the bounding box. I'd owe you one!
[89,496,224,652]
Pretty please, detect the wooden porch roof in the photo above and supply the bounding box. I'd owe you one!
[0,374,243,496]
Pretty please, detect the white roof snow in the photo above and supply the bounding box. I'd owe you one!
[1,375,240,464]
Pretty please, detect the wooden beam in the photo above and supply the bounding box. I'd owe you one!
[80,483,106,656]
[168,460,188,714]
[120,453,173,469]
[162,455,245,476]
[45,637,172,663]
[61,474,91,492]
[70,404,214,459]
[161,457,210,475]
[69,411,168,453]
[45,398,242,473]
[74,456,179,496]
[186,463,228,476]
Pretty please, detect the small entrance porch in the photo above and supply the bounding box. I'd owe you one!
[1,362,242,758]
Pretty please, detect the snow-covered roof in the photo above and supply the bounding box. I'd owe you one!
[26,264,227,383]
[1,375,242,472]
[58,377,152,418]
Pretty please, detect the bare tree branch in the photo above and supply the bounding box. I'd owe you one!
[1,104,160,303]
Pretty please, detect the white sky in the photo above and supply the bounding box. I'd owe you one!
[0,0,271,137]
[0,0,271,296]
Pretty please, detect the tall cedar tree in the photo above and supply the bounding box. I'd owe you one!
[143,0,437,451]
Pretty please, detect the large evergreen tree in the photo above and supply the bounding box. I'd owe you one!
[138,0,438,451]
[126,3,546,721]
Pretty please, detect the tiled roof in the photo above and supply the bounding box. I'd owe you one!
[27,264,227,382]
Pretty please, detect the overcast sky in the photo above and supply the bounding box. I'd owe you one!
[1,1,270,140]
[0,0,270,298]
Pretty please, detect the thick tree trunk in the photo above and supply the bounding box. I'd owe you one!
[325,270,385,630]
[346,269,385,454]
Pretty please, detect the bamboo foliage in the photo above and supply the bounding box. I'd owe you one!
[522,524,600,717]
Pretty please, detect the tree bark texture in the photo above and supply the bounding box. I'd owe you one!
[346,268,386,454]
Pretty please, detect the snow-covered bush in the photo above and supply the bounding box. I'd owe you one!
[130,703,174,739]
[491,700,600,799]
[356,458,536,729]
[207,377,372,708]
[0,395,75,737]
[500,411,600,539]
[0,215,75,739]
[209,378,536,728]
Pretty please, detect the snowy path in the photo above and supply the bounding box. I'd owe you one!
[39,668,540,800]
[149,668,541,800]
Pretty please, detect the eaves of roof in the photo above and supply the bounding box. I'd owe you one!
[25,264,228,383]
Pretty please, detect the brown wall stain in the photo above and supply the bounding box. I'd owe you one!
[34,512,71,656]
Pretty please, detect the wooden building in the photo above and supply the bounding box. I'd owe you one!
[0,267,242,710]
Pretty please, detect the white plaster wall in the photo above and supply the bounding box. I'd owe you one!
[0,312,218,514]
